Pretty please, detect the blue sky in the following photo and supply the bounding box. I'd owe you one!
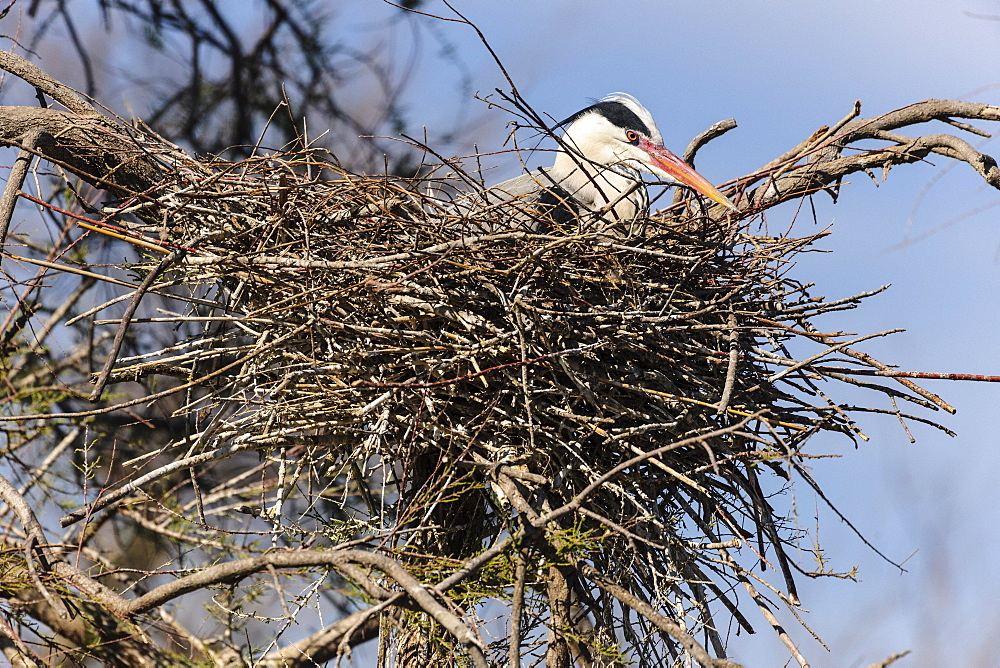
[363,2,1000,665]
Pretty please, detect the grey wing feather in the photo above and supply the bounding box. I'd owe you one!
[449,170,546,214]
[441,169,569,232]
[483,171,550,200]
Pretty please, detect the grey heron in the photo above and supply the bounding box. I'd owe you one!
[453,93,734,228]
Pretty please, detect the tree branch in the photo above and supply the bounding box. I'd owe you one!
[0,51,98,116]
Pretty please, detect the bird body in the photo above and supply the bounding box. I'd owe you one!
[449,93,733,229]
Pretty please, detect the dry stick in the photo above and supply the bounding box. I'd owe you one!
[838,99,1000,143]
[744,346,943,417]
[362,341,605,389]
[61,438,267,528]
[4,253,138,288]
[537,419,753,530]
[756,134,1000,212]
[742,465,799,605]
[674,118,739,208]
[753,100,862,178]
[0,517,480,666]
[0,474,151,645]
[16,191,191,254]
[0,131,42,263]
[254,609,381,667]
[799,322,955,413]
[683,119,740,167]
[889,395,916,443]
[5,267,97,378]
[736,570,809,668]
[790,463,903,569]
[576,563,741,668]
[603,379,809,434]
[0,625,40,668]
[56,329,306,527]
[717,312,739,414]
[813,366,1000,382]
[89,249,184,401]
[28,277,96,354]
[668,496,758,636]
[338,598,402,661]
[4,252,223,310]
[410,1,617,196]
[751,327,905,393]
[738,100,1000,212]
[509,547,529,668]
[1,309,299,427]
[181,230,563,271]
[867,651,912,668]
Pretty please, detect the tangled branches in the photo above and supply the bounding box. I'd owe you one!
[1,47,998,667]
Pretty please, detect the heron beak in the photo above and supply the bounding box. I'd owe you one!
[643,143,735,209]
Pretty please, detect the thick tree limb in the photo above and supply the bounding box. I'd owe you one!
[739,98,1000,211]
[0,51,98,116]
[0,106,163,195]
[0,51,164,194]
[125,550,488,666]
[0,473,182,667]
[1,468,483,668]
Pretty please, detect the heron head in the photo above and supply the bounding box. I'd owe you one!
[559,93,735,210]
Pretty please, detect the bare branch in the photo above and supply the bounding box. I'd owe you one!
[0,51,97,115]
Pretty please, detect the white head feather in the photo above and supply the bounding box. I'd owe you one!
[548,93,666,220]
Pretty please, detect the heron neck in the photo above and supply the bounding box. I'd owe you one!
[549,150,646,220]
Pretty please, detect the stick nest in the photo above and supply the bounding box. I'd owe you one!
[104,139,948,659]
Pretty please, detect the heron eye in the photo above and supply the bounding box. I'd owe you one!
[625,130,640,144]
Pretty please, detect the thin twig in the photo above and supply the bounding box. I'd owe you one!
[89,249,184,400]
